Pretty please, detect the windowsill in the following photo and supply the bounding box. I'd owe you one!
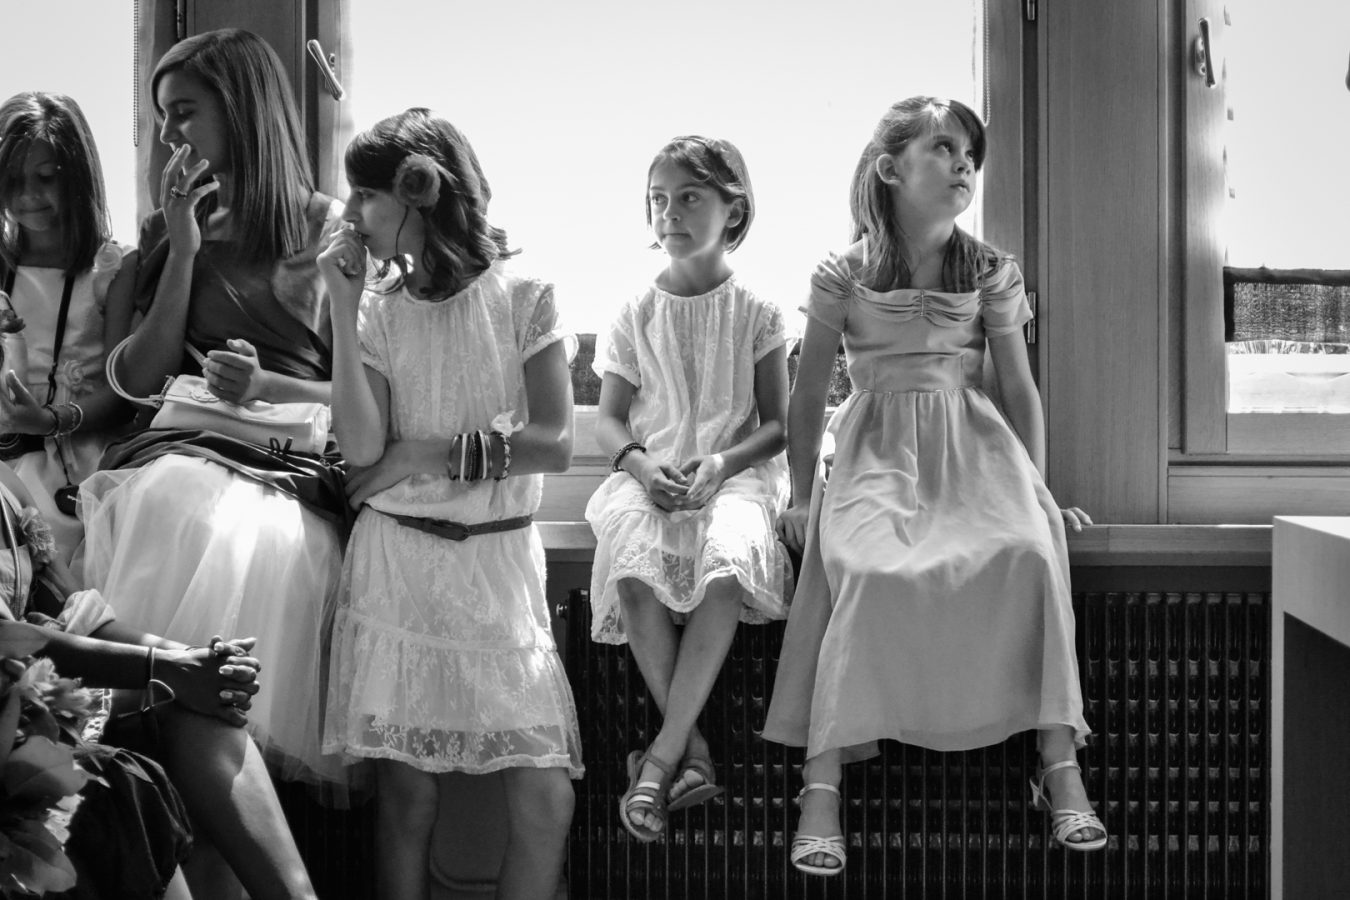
[540,519,1271,567]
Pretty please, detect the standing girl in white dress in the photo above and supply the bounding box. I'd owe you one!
[319,108,581,900]
[763,97,1105,877]
[0,92,134,560]
[587,136,791,843]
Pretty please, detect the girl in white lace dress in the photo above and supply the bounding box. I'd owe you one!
[319,108,581,900]
[587,136,791,843]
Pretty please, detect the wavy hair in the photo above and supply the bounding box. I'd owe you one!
[151,28,314,263]
[0,92,111,274]
[345,108,515,297]
[850,96,998,292]
[646,135,755,252]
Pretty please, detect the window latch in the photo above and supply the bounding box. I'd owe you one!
[306,39,344,101]
[1192,18,1217,89]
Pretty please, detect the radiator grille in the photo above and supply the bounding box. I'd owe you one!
[564,591,1269,899]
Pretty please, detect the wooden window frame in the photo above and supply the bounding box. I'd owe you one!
[1172,0,1350,522]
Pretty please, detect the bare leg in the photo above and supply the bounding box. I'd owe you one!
[623,576,743,832]
[154,705,316,900]
[163,868,193,900]
[1037,724,1101,843]
[617,579,715,806]
[375,760,439,900]
[179,842,240,900]
[796,749,844,871]
[495,767,574,900]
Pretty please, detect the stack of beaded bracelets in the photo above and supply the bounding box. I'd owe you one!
[610,440,645,473]
[447,429,512,482]
[42,402,83,438]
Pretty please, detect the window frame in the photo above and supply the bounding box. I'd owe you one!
[1179,0,1350,461]
[1173,0,1350,523]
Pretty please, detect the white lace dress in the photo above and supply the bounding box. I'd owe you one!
[585,276,792,643]
[323,261,583,777]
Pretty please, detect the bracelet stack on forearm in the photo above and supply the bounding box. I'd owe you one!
[446,430,513,482]
[42,401,83,437]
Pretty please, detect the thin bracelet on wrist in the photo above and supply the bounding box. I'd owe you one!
[610,440,646,473]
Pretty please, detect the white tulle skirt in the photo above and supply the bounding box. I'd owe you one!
[76,454,355,796]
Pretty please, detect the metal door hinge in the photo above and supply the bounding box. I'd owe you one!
[1025,291,1038,344]
[1025,0,1037,22]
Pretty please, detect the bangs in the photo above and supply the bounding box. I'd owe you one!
[344,129,397,190]
[920,101,987,169]
[649,145,718,187]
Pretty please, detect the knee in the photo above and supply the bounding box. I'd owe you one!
[505,772,574,840]
[700,574,742,606]
[377,766,439,830]
[617,579,664,626]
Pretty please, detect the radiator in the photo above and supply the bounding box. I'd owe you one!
[563,591,1269,900]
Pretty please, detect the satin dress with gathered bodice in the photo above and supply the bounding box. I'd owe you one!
[763,248,1089,760]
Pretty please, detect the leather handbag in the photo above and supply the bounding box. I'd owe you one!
[106,336,331,454]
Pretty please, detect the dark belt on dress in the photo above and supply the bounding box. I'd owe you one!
[376,509,533,542]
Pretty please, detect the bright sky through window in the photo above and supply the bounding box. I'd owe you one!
[1224,1,1350,269]
[348,0,985,333]
[0,2,137,247]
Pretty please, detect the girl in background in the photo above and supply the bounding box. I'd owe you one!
[319,108,581,900]
[0,92,134,560]
[588,136,790,843]
[763,97,1104,876]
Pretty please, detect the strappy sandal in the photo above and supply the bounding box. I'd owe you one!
[790,782,846,876]
[667,752,725,812]
[1029,759,1108,852]
[619,749,676,843]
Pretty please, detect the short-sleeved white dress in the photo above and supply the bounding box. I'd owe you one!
[323,260,584,777]
[762,247,1090,760]
[585,276,792,643]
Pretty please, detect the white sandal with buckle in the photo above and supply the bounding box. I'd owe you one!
[790,782,846,876]
[1030,759,1108,852]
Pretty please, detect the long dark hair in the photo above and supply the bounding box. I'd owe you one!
[0,92,111,274]
[850,96,998,292]
[345,108,515,298]
[151,28,314,263]
[645,135,755,251]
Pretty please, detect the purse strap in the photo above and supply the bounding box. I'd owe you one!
[105,335,174,408]
[106,337,214,408]
[3,266,78,405]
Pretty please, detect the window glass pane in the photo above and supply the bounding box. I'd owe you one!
[0,1,138,247]
[349,0,984,334]
[1223,1,1350,413]
[1225,2,1350,270]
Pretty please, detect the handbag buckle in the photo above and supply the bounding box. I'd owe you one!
[153,375,175,407]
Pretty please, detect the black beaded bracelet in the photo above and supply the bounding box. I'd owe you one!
[492,431,511,481]
[610,440,646,473]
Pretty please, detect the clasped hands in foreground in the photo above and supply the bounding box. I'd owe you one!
[151,635,262,728]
